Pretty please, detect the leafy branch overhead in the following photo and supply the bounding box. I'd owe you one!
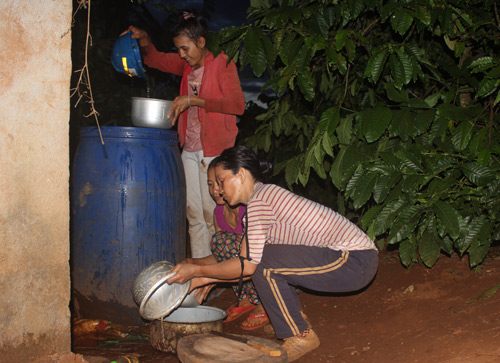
[213,0,500,268]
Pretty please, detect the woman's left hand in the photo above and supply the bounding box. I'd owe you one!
[191,282,216,304]
[167,95,190,125]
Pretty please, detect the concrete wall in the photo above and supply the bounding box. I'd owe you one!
[0,0,73,361]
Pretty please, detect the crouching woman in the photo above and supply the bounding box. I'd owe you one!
[168,145,378,361]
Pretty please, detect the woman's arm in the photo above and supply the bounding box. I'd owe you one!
[213,212,221,232]
[180,254,217,266]
[167,235,257,284]
[203,56,245,115]
[125,26,185,76]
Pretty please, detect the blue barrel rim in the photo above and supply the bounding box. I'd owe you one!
[79,126,179,141]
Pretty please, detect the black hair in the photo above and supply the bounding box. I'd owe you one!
[173,10,208,42]
[208,156,219,171]
[216,146,273,183]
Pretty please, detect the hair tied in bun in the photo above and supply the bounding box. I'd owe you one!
[183,11,194,20]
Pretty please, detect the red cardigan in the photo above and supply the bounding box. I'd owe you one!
[141,44,246,157]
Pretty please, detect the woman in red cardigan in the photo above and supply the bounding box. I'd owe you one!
[127,10,245,259]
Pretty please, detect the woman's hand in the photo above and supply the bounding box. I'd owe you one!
[167,262,199,284]
[190,282,216,304]
[167,95,190,125]
[120,26,151,48]
[167,95,205,125]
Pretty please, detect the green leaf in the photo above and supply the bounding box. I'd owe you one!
[388,109,413,141]
[413,110,435,135]
[469,56,494,73]
[397,48,413,85]
[389,53,404,90]
[396,149,423,172]
[399,238,417,267]
[370,49,388,83]
[346,167,364,199]
[359,104,393,143]
[418,231,441,267]
[285,155,302,186]
[349,0,364,19]
[335,29,349,52]
[296,45,313,73]
[373,172,401,204]
[314,11,329,38]
[297,70,315,101]
[261,34,277,67]
[385,83,408,102]
[318,107,340,135]
[476,78,499,98]
[250,0,270,9]
[388,204,422,244]
[461,162,497,187]
[330,145,364,190]
[451,120,473,151]
[351,171,378,210]
[457,216,489,256]
[437,104,469,121]
[440,236,454,255]
[245,27,260,57]
[336,114,353,145]
[361,205,383,231]
[466,282,500,304]
[374,198,407,236]
[433,201,460,239]
[250,46,267,77]
[495,90,500,106]
[322,131,334,157]
[390,7,414,36]
[402,174,425,193]
[469,234,491,268]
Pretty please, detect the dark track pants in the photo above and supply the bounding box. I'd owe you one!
[252,245,378,339]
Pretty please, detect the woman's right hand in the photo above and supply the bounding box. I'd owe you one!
[120,26,151,48]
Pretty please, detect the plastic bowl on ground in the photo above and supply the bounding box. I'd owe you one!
[132,261,191,321]
[131,97,173,129]
[111,31,146,78]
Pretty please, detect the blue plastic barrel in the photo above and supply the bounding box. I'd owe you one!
[71,127,186,325]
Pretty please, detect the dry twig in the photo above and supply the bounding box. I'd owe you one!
[72,0,104,144]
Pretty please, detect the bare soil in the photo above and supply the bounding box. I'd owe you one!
[73,246,500,363]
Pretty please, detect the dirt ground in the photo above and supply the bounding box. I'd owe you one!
[73,245,500,363]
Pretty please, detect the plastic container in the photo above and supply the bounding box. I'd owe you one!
[71,126,186,325]
[111,31,146,78]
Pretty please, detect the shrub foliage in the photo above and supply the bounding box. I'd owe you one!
[213,0,500,267]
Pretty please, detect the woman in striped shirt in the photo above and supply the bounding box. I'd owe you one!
[168,146,378,361]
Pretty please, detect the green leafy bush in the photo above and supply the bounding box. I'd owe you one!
[214,0,500,267]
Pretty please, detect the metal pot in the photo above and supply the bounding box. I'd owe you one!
[132,261,191,321]
[149,306,227,353]
[131,97,173,129]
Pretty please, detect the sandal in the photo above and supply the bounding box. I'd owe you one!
[241,312,270,331]
[224,304,257,323]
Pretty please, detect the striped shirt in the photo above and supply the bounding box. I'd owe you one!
[246,183,376,263]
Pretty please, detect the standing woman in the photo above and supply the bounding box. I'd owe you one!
[168,146,379,361]
[126,11,246,257]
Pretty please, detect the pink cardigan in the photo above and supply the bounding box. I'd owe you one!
[141,44,246,156]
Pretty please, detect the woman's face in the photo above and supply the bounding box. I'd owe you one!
[173,34,206,69]
[215,165,245,207]
[207,167,224,205]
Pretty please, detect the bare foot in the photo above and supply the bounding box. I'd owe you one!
[241,303,269,330]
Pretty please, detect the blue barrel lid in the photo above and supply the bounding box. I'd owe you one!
[111,31,146,78]
[79,126,179,142]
